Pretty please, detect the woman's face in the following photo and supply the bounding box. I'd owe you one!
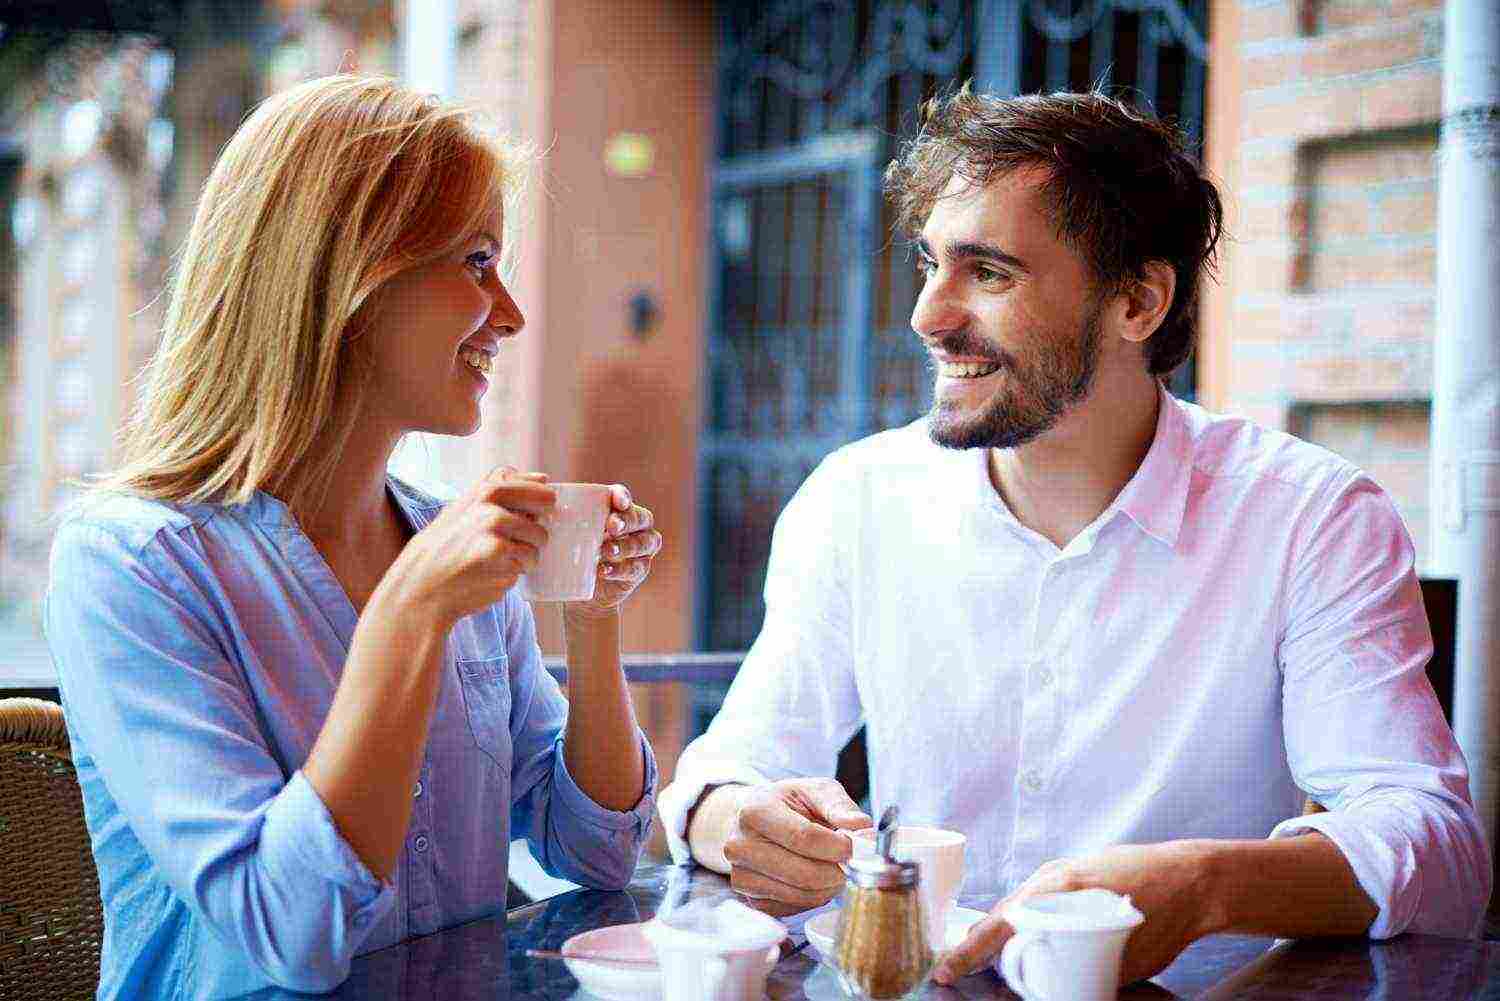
[354,210,523,438]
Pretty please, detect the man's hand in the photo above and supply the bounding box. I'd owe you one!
[934,841,1217,986]
[722,779,873,917]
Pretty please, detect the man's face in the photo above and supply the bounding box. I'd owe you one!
[911,167,1109,450]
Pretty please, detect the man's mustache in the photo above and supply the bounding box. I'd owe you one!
[921,331,1013,368]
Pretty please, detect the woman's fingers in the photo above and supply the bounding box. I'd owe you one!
[607,503,655,539]
[599,557,651,582]
[488,509,549,549]
[482,480,556,516]
[602,530,662,562]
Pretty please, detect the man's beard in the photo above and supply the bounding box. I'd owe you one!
[927,304,1105,451]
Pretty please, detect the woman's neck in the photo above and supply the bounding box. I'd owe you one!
[292,425,403,547]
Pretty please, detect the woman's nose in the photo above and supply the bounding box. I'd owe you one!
[489,276,525,336]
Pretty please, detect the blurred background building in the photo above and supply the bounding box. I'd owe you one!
[3,0,1489,861]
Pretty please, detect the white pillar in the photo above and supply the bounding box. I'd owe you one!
[1430,0,1500,850]
[393,0,458,488]
[401,0,456,98]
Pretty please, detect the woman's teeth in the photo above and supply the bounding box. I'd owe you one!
[460,348,492,374]
[939,360,1001,379]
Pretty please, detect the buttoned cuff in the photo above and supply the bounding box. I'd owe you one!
[266,771,396,936]
[550,730,659,837]
[1268,809,1410,939]
[658,757,772,865]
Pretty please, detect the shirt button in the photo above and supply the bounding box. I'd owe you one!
[1036,667,1054,689]
[413,834,430,853]
[1021,770,1044,793]
[413,781,423,799]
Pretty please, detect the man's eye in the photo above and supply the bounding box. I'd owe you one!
[975,266,1008,283]
[466,253,494,278]
[916,257,936,278]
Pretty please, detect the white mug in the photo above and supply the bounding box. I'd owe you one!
[517,482,612,602]
[642,899,785,1001]
[850,825,967,948]
[999,889,1145,1001]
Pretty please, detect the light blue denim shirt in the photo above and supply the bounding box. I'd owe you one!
[43,476,657,999]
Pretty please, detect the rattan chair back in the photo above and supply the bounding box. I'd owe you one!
[0,698,102,1000]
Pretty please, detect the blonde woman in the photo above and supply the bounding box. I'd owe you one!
[43,75,662,999]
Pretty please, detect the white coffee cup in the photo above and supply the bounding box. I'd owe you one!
[642,899,785,1001]
[517,482,612,602]
[850,825,967,948]
[999,889,1145,1001]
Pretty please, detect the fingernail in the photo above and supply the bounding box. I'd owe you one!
[609,543,621,558]
[601,563,614,574]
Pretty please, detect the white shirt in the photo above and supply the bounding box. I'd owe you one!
[660,388,1490,939]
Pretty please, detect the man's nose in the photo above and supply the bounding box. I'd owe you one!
[910,275,964,342]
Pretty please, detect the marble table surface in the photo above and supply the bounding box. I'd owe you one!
[232,862,1500,1000]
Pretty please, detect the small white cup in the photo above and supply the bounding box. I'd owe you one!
[999,889,1145,1001]
[518,482,612,602]
[850,825,967,949]
[643,899,785,1001]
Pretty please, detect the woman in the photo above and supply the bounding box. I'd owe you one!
[44,75,663,998]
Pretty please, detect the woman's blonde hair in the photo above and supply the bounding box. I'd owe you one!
[93,74,525,516]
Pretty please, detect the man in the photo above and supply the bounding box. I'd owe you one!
[658,88,1491,987]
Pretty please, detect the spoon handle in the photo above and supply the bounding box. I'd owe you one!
[525,948,657,968]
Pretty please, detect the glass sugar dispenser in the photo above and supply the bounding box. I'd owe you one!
[831,806,935,1000]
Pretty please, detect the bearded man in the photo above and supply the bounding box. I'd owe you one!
[658,88,1490,986]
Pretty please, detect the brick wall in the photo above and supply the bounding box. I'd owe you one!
[1204,0,1445,567]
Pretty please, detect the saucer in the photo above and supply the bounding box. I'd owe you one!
[803,905,987,967]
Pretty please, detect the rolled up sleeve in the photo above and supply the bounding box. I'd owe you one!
[658,453,865,865]
[504,592,658,891]
[46,523,394,992]
[1274,475,1491,939]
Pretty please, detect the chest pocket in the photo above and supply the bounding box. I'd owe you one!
[457,654,512,770]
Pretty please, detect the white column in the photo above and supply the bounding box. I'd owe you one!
[393,0,458,488]
[1430,0,1500,848]
[401,0,456,98]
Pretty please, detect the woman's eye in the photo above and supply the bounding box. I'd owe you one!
[466,253,494,279]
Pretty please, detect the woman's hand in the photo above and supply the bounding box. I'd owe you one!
[566,484,662,619]
[383,466,555,626]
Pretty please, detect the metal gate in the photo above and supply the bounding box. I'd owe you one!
[698,0,1209,652]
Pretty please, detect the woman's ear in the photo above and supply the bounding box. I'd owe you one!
[1119,261,1176,345]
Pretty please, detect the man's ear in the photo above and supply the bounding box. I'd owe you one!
[1118,261,1176,345]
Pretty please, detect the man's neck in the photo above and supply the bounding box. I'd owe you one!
[988,373,1162,550]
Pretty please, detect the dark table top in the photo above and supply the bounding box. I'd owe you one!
[235,862,1500,1000]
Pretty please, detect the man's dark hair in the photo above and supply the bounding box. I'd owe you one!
[884,86,1224,378]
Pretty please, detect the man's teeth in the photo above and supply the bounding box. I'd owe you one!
[938,360,1001,379]
[460,348,492,374]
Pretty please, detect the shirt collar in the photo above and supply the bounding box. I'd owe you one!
[241,474,444,532]
[1110,383,1194,549]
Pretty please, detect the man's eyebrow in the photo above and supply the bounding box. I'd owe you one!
[916,237,1028,273]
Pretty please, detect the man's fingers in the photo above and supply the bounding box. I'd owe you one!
[741,800,858,863]
[932,910,1013,984]
[729,865,840,910]
[798,781,873,832]
[723,837,846,895]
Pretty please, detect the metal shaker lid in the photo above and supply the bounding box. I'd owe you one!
[845,855,922,890]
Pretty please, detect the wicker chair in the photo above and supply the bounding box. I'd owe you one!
[0,698,103,1000]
